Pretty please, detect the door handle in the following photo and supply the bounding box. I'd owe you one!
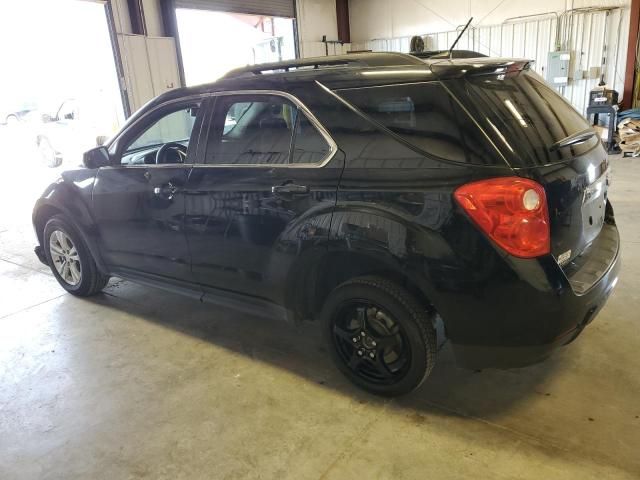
[271,184,309,196]
[153,182,180,200]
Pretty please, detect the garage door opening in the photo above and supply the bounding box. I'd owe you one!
[0,0,124,229]
[0,0,124,166]
[176,8,296,85]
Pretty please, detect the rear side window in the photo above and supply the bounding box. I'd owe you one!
[460,71,599,165]
[205,94,332,166]
[336,82,499,165]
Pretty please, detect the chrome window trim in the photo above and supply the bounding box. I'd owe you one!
[101,163,197,169]
[105,90,337,170]
[198,89,337,169]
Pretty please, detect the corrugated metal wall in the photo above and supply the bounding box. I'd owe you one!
[351,7,630,115]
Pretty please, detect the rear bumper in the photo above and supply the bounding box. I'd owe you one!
[448,223,621,369]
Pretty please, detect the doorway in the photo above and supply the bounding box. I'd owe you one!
[176,8,297,85]
[0,0,124,234]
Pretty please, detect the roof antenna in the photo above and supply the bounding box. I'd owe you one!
[448,17,473,60]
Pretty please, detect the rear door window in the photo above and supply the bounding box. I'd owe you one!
[336,82,500,165]
[205,94,332,166]
[291,112,331,164]
[209,95,294,165]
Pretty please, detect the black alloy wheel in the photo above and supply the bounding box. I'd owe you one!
[322,276,437,396]
[332,302,410,385]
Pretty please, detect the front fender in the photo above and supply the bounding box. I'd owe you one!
[32,169,106,272]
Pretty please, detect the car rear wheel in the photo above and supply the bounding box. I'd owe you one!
[322,275,437,396]
[38,136,62,168]
[44,215,109,296]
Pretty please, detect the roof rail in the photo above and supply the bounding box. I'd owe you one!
[222,52,424,79]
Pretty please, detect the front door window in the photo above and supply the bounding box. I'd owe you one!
[120,103,201,165]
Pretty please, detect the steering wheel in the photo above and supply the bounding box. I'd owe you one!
[155,142,187,164]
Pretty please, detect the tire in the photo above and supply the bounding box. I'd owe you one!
[321,275,437,396]
[43,215,109,296]
[6,114,18,125]
[38,136,62,168]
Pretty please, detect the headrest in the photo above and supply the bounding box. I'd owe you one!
[259,117,288,130]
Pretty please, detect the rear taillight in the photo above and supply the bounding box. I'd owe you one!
[454,177,550,258]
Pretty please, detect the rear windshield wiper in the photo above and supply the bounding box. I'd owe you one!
[549,128,597,151]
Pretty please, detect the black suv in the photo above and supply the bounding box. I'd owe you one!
[33,53,621,396]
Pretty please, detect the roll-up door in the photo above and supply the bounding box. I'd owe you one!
[174,0,295,18]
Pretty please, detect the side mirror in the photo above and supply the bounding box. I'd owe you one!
[83,146,111,169]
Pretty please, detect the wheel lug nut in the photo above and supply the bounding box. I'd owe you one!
[357,350,363,356]
[372,341,377,346]
[369,352,375,358]
[360,331,365,336]
[352,337,357,343]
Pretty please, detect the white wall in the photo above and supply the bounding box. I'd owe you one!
[349,0,630,40]
[296,0,351,57]
[110,0,133,34]
[348,0,632,110]
[141,0,165,36]
[110,0,164,36]
[109,0,183,113]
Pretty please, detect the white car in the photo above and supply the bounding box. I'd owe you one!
[0,103,36,124]
[36,99,111,168]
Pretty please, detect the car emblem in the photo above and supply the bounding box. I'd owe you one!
[583,179,604,204]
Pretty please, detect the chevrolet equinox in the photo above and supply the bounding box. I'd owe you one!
[33,53,621,396]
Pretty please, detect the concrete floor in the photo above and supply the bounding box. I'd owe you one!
[1,155,639,479]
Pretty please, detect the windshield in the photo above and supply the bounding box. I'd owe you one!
[457,70,599,166]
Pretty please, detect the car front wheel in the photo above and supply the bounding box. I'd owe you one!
[44,215,109,296]
[322,275,437,396]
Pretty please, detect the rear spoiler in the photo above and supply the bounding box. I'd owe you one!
[410,49,487,59]
[429,59,534,78]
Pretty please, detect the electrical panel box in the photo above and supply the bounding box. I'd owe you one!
[546,51,570,85]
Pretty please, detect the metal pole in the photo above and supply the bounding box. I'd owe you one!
[598,11,610,86]
[583,13,594,115]
[533,20,540,62]
[612,9,623,93]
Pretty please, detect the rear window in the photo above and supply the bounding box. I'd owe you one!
[460,71,599,165]
[337,82,500,166]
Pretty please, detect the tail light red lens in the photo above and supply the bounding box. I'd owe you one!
[454,177,550,258]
